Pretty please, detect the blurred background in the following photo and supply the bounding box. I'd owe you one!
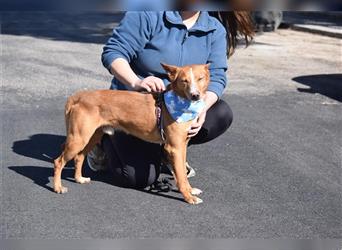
[1,0,342,11]
[1,4,341,242]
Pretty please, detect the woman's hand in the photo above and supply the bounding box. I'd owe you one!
[187,91,218,138]
[133,76,166,93]
[188,111,206,138]
[110,59,166,93]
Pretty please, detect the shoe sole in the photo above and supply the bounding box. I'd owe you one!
[187,168,196,178]
[165,167,196,179]
[86,155,99,172]
[86,154,107,172]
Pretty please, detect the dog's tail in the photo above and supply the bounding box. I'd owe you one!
[64,95,76,137]
[65,96,74,117]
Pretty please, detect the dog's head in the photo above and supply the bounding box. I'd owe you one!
[161,63,210,101]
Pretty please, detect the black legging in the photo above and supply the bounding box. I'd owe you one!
[101,100,233,188]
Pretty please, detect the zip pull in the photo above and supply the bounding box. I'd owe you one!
[182,31,189,44]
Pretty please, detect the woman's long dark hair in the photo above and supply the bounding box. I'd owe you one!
[209,11,255,57]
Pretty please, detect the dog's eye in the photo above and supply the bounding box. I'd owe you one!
[198,77,204,81]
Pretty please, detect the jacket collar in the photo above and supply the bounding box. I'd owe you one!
[165,11,217,32]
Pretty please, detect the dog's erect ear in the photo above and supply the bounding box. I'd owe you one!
[161,63,178,74]
[204,63,211,70]
[161,63,179,82]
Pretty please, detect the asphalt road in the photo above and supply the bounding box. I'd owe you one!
[1,12,341,239]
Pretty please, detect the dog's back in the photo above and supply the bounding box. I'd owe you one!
[65,89,161,143]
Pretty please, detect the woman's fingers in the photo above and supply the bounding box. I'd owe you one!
[135,76,166,93]
[188,122,201,137]
[190,122,201,130]
[141,76,165,93]
[146,81,157,92]
[153,81,162,92]
[188,127,200,137]
[148,78,164,92]
[188,111,206,138]
[141,82,152,92]
[155,78,166,92]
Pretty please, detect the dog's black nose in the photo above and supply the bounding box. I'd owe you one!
[191,93,200,101]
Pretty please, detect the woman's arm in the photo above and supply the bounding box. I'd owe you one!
[109,58,140,88]
[204,91,218,112]
[206,24,228,99]
[102,12,165,92]
[110,58,165,92]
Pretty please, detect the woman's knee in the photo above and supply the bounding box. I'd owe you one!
[206,100,233,140]
[101,133,160,189]
[213,100,234,131]
[190,100,233,145]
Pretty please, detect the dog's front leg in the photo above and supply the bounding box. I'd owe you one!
[183,139,203,197]
[164,143,202,205]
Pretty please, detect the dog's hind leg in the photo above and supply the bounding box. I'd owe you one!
[74,153,89,184]
[54,139,86,194]
[74,128,103,184]
[54,125,99,193]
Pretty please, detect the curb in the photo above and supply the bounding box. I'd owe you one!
[289,24,342,39]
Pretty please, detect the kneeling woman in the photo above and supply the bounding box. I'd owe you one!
[87,11,254,188]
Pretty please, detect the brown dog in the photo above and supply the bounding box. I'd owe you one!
[53,63,210,204]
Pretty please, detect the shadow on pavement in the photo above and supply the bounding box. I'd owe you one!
[1,12,124,44]
[293,74,342,102]
[10,133,184,202]
[12,133,66,163]
[8,165,184,202]
[10,133,112,192]
[8,164,116,192]
[8,165,73,192]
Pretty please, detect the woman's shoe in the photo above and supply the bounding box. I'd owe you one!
[86,144,108,172]
[185,162,196,178]
[161,160,196,178]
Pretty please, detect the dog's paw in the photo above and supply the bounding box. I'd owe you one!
[191,196,203,205]
[54,186,68,194]
[185,195,203,205]
[75,177,91,184]
[191,187,203,196]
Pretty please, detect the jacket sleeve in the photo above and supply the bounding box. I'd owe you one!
[206,24,228,99]
[101,12,153,72]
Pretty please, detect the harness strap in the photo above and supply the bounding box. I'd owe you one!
[155,93,166,143]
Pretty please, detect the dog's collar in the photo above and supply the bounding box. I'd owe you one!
[163,90,205,123]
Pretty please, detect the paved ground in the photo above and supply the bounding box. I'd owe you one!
[1,12,341,239]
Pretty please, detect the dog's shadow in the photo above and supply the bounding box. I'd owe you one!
[9,133,113,191]
[12,133,66,164]
[8,165,113,193]
[8,165,71,193]
[10,133,184,202]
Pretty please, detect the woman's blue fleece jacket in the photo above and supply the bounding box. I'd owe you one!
[101,11,228,98]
